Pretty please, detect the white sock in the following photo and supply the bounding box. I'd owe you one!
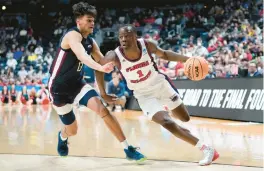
[121,140,129,149]
[195,140,206,151]
[60,132,68,141]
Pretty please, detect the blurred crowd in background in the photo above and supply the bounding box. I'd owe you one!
[0,0,263,106]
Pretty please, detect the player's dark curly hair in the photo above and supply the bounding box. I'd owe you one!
[72,2,97,19]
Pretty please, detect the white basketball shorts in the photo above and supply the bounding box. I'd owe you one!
[134,76,182,120]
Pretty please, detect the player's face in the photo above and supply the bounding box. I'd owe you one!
[77,15,95,34]
[118,29,136,49]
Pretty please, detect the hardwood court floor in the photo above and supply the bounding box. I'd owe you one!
[0,104,263,171]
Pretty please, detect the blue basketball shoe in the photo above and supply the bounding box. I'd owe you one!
[57,131,69,156]
[124,146,147,164]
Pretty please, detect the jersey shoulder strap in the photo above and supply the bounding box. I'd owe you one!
[114,47,125,61]
[58,27,81,50]
[137,38,148,55]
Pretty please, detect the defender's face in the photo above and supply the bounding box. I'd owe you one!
[77,15,95,34]
[118,28,136,49]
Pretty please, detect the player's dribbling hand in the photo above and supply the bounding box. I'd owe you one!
[101,94,117,104]
[101,62,114,73]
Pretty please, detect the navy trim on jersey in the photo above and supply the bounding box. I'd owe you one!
[144,40,159,71]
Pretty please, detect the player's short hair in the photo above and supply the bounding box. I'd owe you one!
[119,24,137,34]
[72,2,97,19]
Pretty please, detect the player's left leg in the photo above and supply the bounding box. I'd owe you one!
[159,77,219,165]
[75,85,146,163]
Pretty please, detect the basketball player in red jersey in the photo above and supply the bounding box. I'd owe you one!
[48,2,145,162]
[96,25,219,166]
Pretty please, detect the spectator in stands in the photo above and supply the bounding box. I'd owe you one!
[177,69,187,79]
[192,38,209,58]
[6,50,13,59]
[107,71,127,112]
[13,47,23,61]
[43,52,53,66]
[215,69,225,78]
[17,66,28,80]
[0,78,4,86]
[206,65,216,78]
[157,58,168,74]
[27,52,37,66]
[6,56,17,70]
[34,45,43,56]
[256,58,263,74]
[248,62,262,77]
[27,65,35,78]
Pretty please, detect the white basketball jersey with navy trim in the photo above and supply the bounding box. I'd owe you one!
[115,38,162,91]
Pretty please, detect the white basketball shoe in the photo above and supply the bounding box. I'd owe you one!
[199,145,219,166]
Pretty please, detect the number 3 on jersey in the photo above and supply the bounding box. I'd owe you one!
[137,70,144,78]
[77,62,83,71]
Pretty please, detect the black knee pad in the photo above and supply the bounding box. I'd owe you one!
[59,110,75,125]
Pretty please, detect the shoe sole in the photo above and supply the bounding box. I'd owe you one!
[136,157,147,165]
[200,150,220,166]
[126,157,147,164]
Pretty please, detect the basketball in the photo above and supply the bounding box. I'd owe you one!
[184,57,209,81]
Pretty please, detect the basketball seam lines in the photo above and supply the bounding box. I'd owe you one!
[197,58,203,79]
[192,58,195,80]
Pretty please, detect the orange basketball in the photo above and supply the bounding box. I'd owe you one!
[184,57,209,81]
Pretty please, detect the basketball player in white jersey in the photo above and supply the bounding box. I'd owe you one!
[96,25,219,166]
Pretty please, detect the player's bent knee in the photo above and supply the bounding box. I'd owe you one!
[59,110,76,125]
[182,115,190,122]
